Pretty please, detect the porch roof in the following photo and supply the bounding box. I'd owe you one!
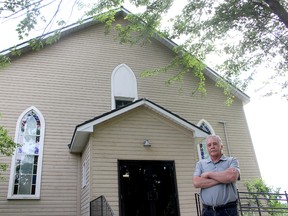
[68,98,208,153]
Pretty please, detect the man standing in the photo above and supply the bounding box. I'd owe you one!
[193,135,240,216]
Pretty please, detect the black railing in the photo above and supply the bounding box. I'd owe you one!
[195,192,202,215]
[195,191,288,216]
[238,190,288,216]
[90,195,114,216]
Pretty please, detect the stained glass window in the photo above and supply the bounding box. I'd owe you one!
[8,107,44,199]
[200,122,212,135]
[13,110,40,195]
[198,143,209,159]
[197,120,214,160]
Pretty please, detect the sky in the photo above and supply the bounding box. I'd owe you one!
[244,90,288,192]
[0,1,287,192]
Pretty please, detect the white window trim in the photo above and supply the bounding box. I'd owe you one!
[197,143,209,160]
[7,106,45,200]
[197,119,215,135]
[196,119,215,160]
[111,64,138,109]
[82,160,87,189]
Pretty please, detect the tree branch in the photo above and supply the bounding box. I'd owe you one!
[263,0,288,28]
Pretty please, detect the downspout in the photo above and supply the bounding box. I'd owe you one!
[219,121,231,157]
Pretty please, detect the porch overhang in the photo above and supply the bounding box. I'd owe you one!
[68,98,208,153]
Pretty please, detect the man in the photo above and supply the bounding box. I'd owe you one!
[193,135,240,216]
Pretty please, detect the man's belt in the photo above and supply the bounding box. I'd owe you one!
[202,200,238,211]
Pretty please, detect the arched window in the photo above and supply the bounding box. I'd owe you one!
[111,64,138,109]
[198,119,214,135]
[197,119,215,160]
[8,107,45,199]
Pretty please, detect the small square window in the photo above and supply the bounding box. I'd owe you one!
[115,99,133,109]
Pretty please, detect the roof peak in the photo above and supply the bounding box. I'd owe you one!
[1,7,249,103]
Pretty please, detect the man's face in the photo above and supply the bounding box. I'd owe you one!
[206,137,222,157]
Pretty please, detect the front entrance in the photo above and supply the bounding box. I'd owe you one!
[118,160,180,216]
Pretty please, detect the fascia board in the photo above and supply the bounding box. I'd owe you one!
[142,101,207,137]
[76,99,206,136]
[153,35,250,104]
[70,98,208,152]
[203,67,250,104]
[76,100,146,133]
[69,100,146,152]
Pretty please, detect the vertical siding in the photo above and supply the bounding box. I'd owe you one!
[0,18,260,215]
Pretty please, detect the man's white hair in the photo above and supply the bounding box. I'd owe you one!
[206,135,223,145]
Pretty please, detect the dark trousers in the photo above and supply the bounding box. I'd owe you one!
[201,202,239,216]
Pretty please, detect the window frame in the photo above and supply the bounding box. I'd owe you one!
[111,64,138,109]
[82,160,87,189]
[7,106,45,200]
[197,142,209,160]
[197,119,215,160]
[115,97,134,109]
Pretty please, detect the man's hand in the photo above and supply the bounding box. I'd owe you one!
[201,168,239,184]
[193,168,239,188]
[192,176,220,188]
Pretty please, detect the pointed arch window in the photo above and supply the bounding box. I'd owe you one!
[197,119,215,160]
[199,122,212,135]
[111,64,138,109]
[8,107,45,199]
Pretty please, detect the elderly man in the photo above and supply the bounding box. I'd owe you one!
[193,135,240,216]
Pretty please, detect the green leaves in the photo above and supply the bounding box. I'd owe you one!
[0,55,11,69]
[0,125,17,157]
[171,0,288,98]
[45,31,61,45]
[13,0,41,40]
[244,178,288,215]
[0,116,18,176]
[1,0,288,101]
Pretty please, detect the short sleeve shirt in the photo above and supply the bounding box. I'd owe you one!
[193,155,240,206]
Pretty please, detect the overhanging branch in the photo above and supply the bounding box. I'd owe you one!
[264,0,288,28]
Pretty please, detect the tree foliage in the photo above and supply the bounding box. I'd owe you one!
[1,0,288,100]
[0,115,18,177]
[244,178,288,215]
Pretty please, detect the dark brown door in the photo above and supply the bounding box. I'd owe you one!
[119,160,180,216]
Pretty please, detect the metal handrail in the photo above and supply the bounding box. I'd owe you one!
[237,190,288,216]
[195,191,288,216]
[90,195,115,216]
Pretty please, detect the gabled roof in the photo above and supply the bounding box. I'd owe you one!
[1,7,250,104]
[68,98,208,153]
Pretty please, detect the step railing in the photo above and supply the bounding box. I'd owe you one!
[195,190,288,216]
[238,190,288,216]
[90,195,114,216]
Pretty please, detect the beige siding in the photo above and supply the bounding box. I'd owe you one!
[90,107,201,216]
[0,18,260,215]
